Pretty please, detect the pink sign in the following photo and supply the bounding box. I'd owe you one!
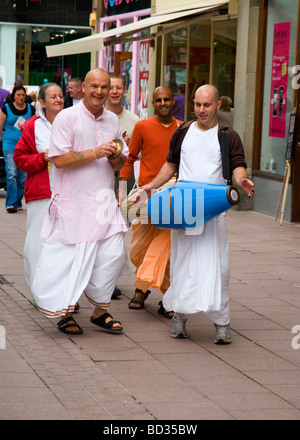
[138,41,150,120]
[269,22,290,138]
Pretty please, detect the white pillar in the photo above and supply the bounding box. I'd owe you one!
[0,25,17,86]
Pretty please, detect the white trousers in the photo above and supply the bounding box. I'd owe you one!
[31,229,126,318]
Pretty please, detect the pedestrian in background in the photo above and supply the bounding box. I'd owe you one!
[0,84,35,213]
[217,95,234,128]
[4,80,33,105]
[172,84,185,121]
[64,77,84,108]
[106,73,140,194]
[106,73,140,299]
[0,76,9,109]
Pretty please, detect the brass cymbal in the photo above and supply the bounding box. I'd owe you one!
[109,139,123,159]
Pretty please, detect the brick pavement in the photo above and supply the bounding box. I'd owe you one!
[0,189,300,421]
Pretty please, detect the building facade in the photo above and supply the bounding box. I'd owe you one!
[252,0,300,222]
[0,0,92,90]
[15,0,300,221]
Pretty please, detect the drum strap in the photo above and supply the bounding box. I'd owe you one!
[220,129,232,185]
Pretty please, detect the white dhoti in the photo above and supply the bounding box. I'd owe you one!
[24,198,51,288]
[162,123,231,326]
[31,229,126,318]
[162,213,230,325]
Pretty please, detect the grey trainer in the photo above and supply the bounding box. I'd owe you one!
[171,313,188,339]
[214,323,231,344]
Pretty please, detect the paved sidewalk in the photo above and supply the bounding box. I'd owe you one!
[0,189,300,420]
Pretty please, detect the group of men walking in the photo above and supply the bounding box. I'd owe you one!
[16,67,254,343]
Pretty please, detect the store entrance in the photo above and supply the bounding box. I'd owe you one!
[114,51,132,74]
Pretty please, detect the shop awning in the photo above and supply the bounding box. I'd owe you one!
[46,2,229,57]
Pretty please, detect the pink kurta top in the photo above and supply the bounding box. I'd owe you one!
[41,101,128,245]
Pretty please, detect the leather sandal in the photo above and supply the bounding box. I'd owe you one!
[158,301,174,319]
[128,288,150,310]
[57,316,83,335]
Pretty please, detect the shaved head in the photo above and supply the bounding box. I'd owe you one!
[195,84,220,102]
[193,84,221,130]
[152,86,173,100]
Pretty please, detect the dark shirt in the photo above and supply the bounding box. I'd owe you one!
[0,88,9,110]
[166,121,247,177]
[64,93,73,108]
[1,102,35,117]
[172,93,185,121]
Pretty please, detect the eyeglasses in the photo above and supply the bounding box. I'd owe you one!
[155,98,171,103]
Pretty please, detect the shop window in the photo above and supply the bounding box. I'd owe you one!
[24,27,91,88]
[164,28,187,120]
[212,19,237,105]
[165,28,187,93]
[187,22,211,120]
[259,0,298,176]
[103,20,150,113]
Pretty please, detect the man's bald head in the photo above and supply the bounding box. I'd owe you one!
[194,84,221,130]
[195,84,220,103]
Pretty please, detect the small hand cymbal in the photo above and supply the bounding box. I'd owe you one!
[109,139,123,159]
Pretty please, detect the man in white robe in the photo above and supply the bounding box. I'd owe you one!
[136,85,255,344]
[31,69,129,335]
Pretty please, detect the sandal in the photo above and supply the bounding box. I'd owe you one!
[128,288,150,310]
[57,316,83,334]
[90,312,123,332]
[73,302,80,313]
[158,301,174,319]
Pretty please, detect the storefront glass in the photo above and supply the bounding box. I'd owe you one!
[164,19,238,121]
[260,0,298,176]
[212,19,237,104]
[164,23,212,121]
[187,22,211,120]
[165,28,187,94]
[16,26,91,90]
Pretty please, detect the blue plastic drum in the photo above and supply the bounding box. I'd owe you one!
[148,180,240,230]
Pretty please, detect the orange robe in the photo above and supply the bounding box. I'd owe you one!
[120,116,181,294]
[130,222,170,294]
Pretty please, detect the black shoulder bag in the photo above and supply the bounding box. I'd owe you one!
[220,129,232,185]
